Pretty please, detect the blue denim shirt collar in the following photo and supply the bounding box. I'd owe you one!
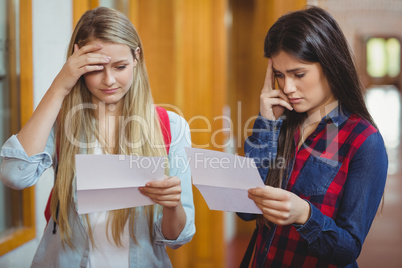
[322,104,350,127]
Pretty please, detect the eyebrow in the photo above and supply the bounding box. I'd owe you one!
[112,59,131,64]
[272,67,306,73]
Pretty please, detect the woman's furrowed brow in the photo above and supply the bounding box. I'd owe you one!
[110,59,132,64]
[273,66,306,74]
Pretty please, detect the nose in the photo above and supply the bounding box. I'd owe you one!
[282,77,296,95]
[102,69,116,87]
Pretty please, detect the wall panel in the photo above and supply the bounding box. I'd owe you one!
[130,1,228,267]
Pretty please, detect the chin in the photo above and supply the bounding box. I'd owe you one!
[292,107,306,114]
[102,97,122,105]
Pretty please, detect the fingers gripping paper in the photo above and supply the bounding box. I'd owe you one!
[184,147,264,214]
[75,154,165,214]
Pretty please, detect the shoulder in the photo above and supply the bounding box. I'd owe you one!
[167,111,189,130]
[342,115,378,145]
[345,115,386,159]
[358,130,386,155]
[167,111,191,144]
[345,115,377,135]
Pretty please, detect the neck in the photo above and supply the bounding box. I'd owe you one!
[94,102,122,153]
[94,101,123,121]
[299,101,339,149]
[305,99,338,125]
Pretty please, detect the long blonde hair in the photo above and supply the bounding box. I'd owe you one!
[50,7,168,248]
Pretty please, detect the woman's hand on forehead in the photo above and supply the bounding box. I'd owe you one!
[259,59,293,120]
[50,43,111,97]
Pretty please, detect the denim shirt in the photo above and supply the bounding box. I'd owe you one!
[240,106,388,267]
[0,111,195,268]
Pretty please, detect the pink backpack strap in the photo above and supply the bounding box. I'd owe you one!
[155,106,171,154]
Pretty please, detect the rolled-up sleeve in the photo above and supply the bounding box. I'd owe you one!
[154,111,195,249]
[238,115,283,221]
[0,130,55,190]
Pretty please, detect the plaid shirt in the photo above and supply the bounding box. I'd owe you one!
[242,106,388,267]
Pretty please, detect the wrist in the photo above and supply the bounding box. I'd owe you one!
[295,200,311,225]
[163,200,182,212]
[49,77,73,99]
[48,84,69,100]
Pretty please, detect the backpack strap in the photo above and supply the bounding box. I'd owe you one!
[155,106,171,155]
[44,135,59,224]
[240,226,258,268]
[44,189,53,224]
[44,106,172,224]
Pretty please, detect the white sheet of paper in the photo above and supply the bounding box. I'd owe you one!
[75,154,165,214]
[184,147,264,214]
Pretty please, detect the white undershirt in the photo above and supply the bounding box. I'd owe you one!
[87,145,130,268]
[87,212,130,268]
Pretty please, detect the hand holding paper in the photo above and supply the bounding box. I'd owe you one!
[185,147,264,214]
[75,154,165,214]
[138,175,182,208]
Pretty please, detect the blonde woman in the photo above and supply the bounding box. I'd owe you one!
[0,7,194,267]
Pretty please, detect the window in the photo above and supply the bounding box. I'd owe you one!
[0,0,35,256]
[367,37,401,78]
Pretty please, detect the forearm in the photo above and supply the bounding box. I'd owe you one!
[294,204,362,265]
[239,116,282,221]
[18,87,64,156]
[244,115,282,170]
[161,201,187,240]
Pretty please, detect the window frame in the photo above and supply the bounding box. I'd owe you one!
[364,35,402,88]
[0,0,35,256]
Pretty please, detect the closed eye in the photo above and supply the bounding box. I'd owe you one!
[295,73,305,78]
[274,72,284,79]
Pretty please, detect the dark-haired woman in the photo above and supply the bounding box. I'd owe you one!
[240,6,388,267]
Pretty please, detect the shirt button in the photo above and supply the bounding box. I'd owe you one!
[18,163,27,170]
[273,127,278,131]
[263,247,268,253]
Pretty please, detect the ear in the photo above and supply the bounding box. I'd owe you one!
[133,47,141,67]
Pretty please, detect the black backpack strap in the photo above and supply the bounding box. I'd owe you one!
[52,201,59,234]
[240,226,258,268]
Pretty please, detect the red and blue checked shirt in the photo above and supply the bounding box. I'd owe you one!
[241,105,388,267]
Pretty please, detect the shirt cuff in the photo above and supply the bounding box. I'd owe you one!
[1,135,53,170]
[251,115,282,141]
[154,211,195,249]
[293,201,324,244]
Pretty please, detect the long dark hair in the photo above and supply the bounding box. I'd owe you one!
[262,6,375,201]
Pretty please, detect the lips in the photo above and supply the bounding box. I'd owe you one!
[289,98,302,104]
[101,88,118,94]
